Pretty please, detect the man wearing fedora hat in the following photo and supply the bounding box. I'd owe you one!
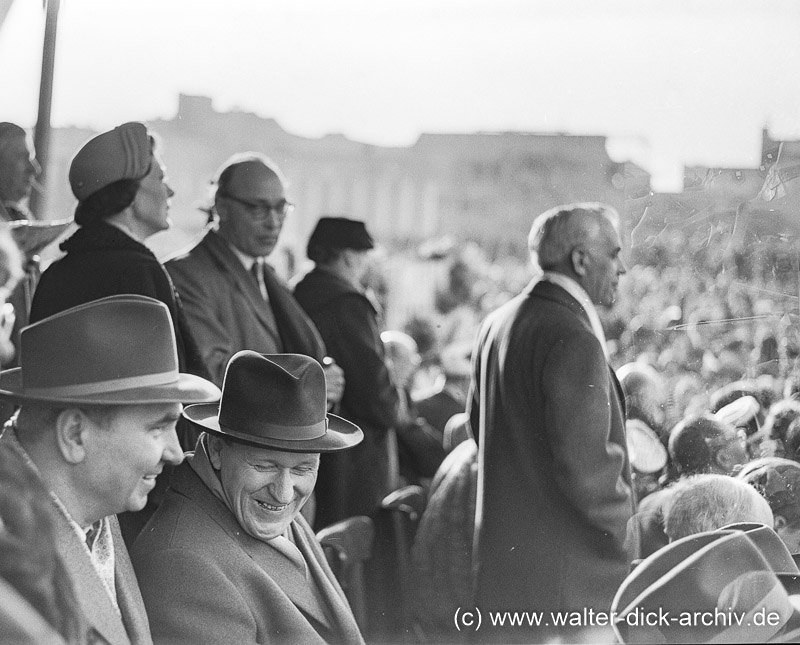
[0,294,221,645]
[131,351,365,645]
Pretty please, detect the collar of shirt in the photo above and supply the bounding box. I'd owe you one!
[227,241,265,273]
[540,271,609,361]
[188,434,308,577]
[3,423,120,612]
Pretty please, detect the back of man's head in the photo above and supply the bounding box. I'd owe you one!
[668,414,746,476]
[664,474,773,541]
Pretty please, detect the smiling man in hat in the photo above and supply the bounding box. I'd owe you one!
[0,294,221,645]
[131,351,365,645]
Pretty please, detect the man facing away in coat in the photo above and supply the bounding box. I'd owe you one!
[470,202,636,643]
[0,295,221,645]
[131,351,366,645]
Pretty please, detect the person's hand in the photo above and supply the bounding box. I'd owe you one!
[322,358,345,407]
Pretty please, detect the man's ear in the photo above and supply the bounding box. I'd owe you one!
[774,514,788,531]
[207,435,224,470]
[54,409,91,465]
[214,199,230,224]
[570,246,589,277]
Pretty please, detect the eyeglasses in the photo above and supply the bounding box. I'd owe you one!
[218,191,294,219]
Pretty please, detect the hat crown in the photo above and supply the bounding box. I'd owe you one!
[12,295,179,398]
[217,352,328,441]
[69,122,151,201]
[307,216,374,252]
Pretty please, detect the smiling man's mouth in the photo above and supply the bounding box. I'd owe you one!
[255,500,289,512]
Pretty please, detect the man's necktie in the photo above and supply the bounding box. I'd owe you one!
[251,258,268,300]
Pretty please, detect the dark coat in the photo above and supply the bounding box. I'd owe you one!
[131,461,364,645]
[166,230,326,387]
[470,279,636,641]
[293,267,398,529]
[415,387,465,438]
[30,221,206,379]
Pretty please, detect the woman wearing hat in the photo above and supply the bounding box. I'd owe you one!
[29,122,208,387]
[131,351,365,645]
[29,123,213,544]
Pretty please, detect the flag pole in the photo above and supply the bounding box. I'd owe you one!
[30,0,61,220]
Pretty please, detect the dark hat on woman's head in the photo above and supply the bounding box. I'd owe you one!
[184,351,363,453]
[307,217,374,254]
[69,122,152,202]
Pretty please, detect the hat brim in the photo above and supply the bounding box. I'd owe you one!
[0,368,221,406]
[183,403,364,453]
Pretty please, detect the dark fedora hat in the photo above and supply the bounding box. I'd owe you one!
[0,295,220,405]
[306,216,374,253]
[183,351,363,453]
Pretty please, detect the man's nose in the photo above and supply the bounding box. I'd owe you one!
[162,428,184,466]
[270,470,294,504]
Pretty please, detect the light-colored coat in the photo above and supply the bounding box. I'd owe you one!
[0,431,152,645]
[55,514,152,645]
[131,461,365,645]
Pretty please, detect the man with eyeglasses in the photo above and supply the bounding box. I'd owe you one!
[166,153,345,409]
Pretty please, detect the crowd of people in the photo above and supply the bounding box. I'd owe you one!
[2,117,800,645]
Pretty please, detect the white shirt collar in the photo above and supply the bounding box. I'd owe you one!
[226,241,264,272]
[540,271,609,360]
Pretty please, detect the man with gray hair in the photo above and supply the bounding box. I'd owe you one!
[471,203,633,642]
[664,474,773,541]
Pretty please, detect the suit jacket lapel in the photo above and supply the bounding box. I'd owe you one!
[52,513,132,645]
[201,232,283,347]
[261,264,326,361]
[290,517,364,643]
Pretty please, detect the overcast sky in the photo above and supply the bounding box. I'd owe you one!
[1,0,799,191]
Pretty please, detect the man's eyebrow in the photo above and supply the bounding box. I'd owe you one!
[150,410,182,426]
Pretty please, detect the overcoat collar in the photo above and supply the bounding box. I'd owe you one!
[527,278,626,414]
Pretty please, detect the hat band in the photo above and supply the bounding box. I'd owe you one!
[22,370,177,398]
[219,418,328,442]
